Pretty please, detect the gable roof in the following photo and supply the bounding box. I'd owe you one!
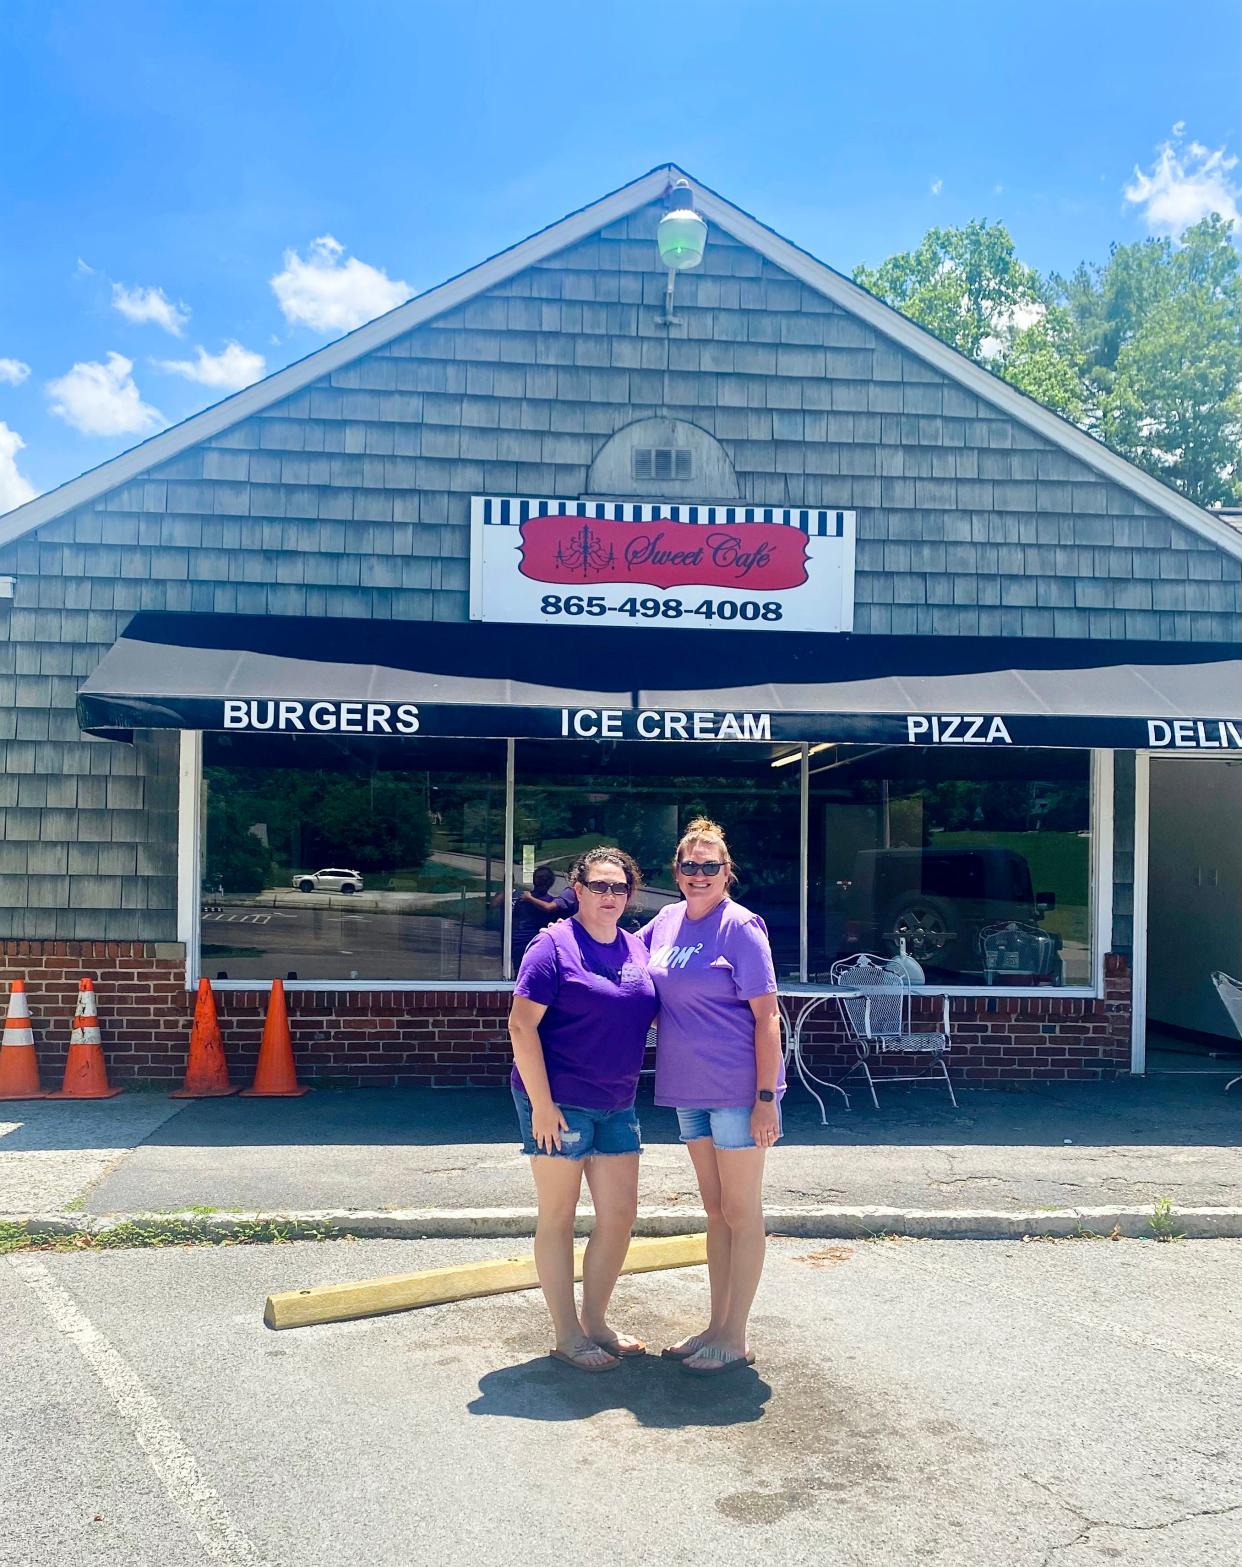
[5,164,1241,562]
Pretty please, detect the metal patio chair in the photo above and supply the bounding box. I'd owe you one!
[829,952,957,1110]
[1209,972,1242,1091]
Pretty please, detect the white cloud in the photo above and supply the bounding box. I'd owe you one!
[1124,127,1242,236]
[0,358,31,386]
[0,421,37,513]
[155,341,266,391]
[979,301,1046,362]
[930,178,944,196]
[111,282,190,336]
[47,352,164,437]
[271,235,410,333]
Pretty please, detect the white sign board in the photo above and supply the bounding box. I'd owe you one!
[468,497,855,632]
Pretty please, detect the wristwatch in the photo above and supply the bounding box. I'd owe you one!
[757,1089,775,1103]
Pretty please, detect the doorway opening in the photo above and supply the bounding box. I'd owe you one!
[1144,756,1242,1078]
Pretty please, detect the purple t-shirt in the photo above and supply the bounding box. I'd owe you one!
[511,918,657,1113]
[640,899,782,1109]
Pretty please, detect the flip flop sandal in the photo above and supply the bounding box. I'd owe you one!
[591,1333,647,1357]
[549,1346,620,1373]
[680,1347,756,1377]
[660,1335,711,1361]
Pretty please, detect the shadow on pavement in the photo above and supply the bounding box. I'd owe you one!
[5,1074,1238,1158]
[469,1353,771,1427]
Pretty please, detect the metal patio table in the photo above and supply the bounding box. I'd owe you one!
[777,983,861,1119]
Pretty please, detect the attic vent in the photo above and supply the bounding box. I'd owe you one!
[633,447,692,482]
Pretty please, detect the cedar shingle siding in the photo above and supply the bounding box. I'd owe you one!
[1,200,1238,941]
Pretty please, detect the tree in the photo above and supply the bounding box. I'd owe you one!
[853,220,1087,420]
[205,794,274,895]
[1060,216,1242,505]
[855,215,1242,502]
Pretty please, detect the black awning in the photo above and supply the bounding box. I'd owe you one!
[77,611,1242,752]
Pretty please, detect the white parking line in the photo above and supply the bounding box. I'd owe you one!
[8,1256,270,1565]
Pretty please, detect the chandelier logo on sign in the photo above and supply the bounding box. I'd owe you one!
[518,514,808,591]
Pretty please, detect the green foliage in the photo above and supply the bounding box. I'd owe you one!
[854,220,1051,363]
[205,765,434,883]
[205,793,273,894]
[1148,1196,1184,1243]
[857,213,1242,502]
[1061,216,1242,505]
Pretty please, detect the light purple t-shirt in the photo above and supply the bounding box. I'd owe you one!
[639,899,782,1109]
[511,918,657,1113]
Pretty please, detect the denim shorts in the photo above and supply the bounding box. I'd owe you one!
[675,1104,782,1151]
[512,1088,642,1160]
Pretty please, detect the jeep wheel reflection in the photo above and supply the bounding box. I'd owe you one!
[884,895,955,960]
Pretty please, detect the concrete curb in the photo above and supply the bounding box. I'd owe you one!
[4,1205,1242,1242]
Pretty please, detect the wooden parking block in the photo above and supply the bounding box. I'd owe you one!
[264,1231,709,1331]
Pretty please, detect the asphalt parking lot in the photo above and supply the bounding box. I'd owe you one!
[3,1236,1239,1566]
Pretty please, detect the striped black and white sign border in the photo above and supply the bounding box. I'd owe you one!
[474,496,850,539]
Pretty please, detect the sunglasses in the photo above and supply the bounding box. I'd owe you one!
[581,880,630,897]
[678,860,724,877]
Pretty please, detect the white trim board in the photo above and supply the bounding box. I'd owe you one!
[1092,748,1114,998]
[1130,752,1151,1075]
[2,164,1240,563]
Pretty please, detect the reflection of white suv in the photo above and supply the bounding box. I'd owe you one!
[293,868,364,895]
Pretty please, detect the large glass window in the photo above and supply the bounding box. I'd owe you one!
[808,746,1091,986]
[513,740,802,976]
[195,733,1095,990]
[200,734,505,981]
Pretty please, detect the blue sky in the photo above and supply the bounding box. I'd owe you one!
[1,0,1238,508]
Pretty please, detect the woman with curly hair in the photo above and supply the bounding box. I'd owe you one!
[639,817,782,1376]
[507,845,657,1372]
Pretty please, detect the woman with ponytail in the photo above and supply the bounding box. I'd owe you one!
[639,817,783,1376]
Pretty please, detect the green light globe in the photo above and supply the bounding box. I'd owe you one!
[657,182,708,271]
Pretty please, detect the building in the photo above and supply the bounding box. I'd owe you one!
[2,166,1240,1088]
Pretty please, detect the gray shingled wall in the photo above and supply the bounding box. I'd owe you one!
[0,198,1237,939]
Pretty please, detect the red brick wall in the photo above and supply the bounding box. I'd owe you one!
[0,941,1131,1088]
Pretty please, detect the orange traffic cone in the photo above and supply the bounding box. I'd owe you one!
[171,978,238,1098]
[0,980,50,1100]
[50,978,123,1099]
[240,980,307,1097]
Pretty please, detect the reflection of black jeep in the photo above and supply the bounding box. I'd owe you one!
[844,847,1058,981]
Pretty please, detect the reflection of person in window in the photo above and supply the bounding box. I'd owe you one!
[507,865,577,969]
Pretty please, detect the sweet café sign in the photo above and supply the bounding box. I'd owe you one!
[468,495,857,633]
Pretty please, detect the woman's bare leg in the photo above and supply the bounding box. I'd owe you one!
[705,1146,767,1359]
[580,1154,641,1351]
[666,1137,731,1354]
[530,1156,613,1364]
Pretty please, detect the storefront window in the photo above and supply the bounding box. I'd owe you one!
[809,747,1091,986]
[513,739,802,976]
[200,734,505,981]
[195,733,1094,990]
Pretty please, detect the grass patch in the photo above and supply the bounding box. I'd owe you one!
[0,1217,339,1253]
[933,829,1090,945]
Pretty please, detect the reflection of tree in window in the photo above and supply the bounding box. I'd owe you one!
[205,767,433,892]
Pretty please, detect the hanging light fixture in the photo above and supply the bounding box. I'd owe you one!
[657,179,708,271]
[656,178,708,325]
